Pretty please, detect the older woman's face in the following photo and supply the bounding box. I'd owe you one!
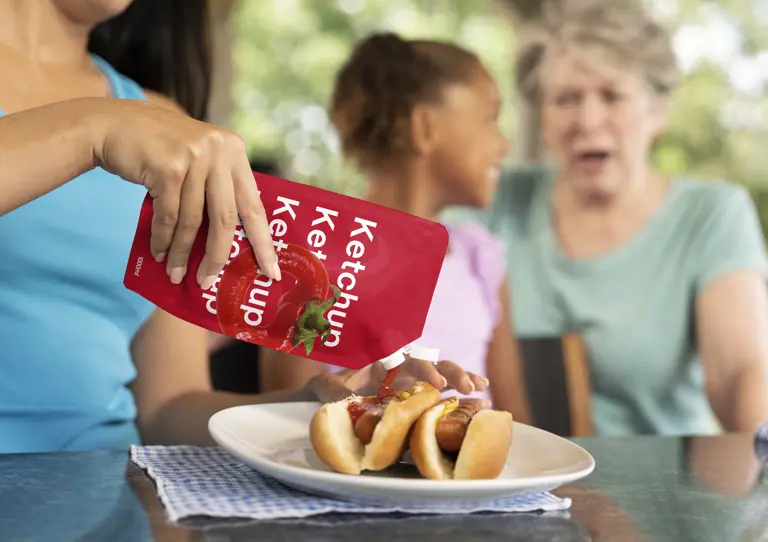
[539,49,667,197]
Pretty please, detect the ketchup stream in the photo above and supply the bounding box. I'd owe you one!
[346,366,403,424]
[377,366,401,399]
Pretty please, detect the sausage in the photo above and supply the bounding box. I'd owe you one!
[435,401,480,452]
[353,391,408,444]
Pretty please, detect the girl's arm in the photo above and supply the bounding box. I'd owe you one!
[486,280,533,423]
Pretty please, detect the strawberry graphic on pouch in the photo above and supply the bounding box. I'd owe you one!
[216,244,340,356]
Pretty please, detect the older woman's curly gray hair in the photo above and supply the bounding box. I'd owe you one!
[515,0,680,105]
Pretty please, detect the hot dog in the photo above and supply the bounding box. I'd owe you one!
[409,397,513,480]
[353,391,406,444]
[309,382,441,475]
[435,401,479,452]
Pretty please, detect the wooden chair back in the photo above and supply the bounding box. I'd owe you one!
[518,333,594,437]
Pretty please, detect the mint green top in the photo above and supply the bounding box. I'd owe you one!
[446,166,768,436]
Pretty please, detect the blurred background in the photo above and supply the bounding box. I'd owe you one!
[207,0,768,232]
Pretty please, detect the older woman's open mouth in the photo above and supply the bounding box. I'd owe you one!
[573,150,612,174]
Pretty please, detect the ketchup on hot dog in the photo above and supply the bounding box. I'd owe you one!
[354,390,410,444]
[347,397,378,425]
[345,389,411,444]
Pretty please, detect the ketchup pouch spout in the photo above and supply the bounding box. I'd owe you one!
[123,172,449,370]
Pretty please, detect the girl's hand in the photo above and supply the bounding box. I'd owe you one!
[305,358,490,405]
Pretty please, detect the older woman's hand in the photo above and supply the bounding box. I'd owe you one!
[304,358,490,406]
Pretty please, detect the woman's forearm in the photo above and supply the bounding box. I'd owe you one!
[0,98,106,215]
[722,362,768,433]
[707,361,768,433]
[139,388,315,447]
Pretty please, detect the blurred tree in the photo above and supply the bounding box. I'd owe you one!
[231,0,768,238]
[230,0,517,197]
[647,0,768,237]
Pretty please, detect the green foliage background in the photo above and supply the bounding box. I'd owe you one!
[230,0,768,235]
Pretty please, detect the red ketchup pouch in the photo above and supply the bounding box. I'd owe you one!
[123,172,449,370]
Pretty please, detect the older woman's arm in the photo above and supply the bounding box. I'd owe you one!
[692,185,768,432]
[486,281,533,423]
[696,269,768,432]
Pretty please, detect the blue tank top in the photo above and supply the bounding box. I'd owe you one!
[0,55,156,452]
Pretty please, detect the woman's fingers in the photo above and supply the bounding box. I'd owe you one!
[165,158,207,284]
[405,359,483,395]
[388,358,489,396]
[468,372,490,392]
[308,361,490,403]
[198,162,237,290]
[149,191,180,264]
[404,359,448,390]
[231,148,280,281]
[435,360,477,395]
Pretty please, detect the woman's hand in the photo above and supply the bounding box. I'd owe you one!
[304,358,490,405]
[92,98,279,288]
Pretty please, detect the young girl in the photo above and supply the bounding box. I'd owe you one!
[260,32,531,421]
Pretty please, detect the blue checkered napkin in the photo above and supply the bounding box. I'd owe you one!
[755,422,768,460]
[757,422,768,442]
[130,445,571,522]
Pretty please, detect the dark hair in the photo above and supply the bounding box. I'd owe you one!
[248,156,280,176]
[88,0,211,121]
[330,32,482,170]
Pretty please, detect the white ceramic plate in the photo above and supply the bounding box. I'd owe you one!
[208,402,595,507]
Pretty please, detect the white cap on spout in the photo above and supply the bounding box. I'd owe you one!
[378,348,406,370]
[407,344,440,363]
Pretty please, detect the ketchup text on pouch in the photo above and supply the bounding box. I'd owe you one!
[199,195,376,349]
[123,171,448,369]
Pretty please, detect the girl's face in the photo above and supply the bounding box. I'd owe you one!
[424,68,510,209]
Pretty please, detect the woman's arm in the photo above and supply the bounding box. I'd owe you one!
[0,91,184,215]
[130,309,486,446]
[0,94,279,285]
[130,309,312,446]
[486,280,533,423]
[0,98,105,215]
[696,269,768,433]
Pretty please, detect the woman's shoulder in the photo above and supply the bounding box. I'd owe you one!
[674,175,749,200]
[89,54,145,101]
[672,176,760,227]
[91,54,180,112]
[669,176,768,288]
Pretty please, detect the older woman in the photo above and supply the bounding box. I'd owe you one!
[475,0,768,435]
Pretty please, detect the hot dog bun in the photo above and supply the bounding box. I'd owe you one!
[310,381,441,475]
[410,398,513,480]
